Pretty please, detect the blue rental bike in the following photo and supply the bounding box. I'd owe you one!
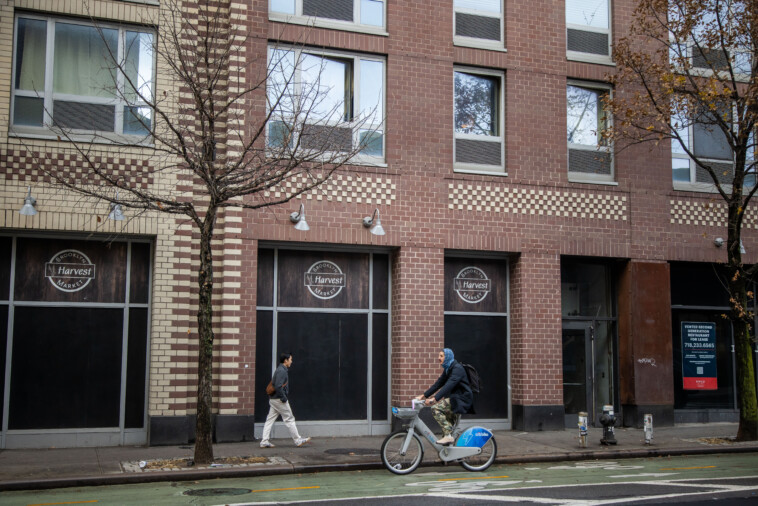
[381,400,497,475]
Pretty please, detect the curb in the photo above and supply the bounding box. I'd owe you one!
[1,445,756,492]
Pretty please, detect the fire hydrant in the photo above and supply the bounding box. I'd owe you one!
[599,404,617,445]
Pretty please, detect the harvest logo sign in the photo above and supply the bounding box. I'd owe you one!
[454,267,491,304]
[304,260,345,299]
[681,322,717,390]
[45,249,96,292]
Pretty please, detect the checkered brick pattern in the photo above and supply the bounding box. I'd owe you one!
[448,183,628,220]
[670,199,758,229]
[265,173,395,205]
[1,148,153,188]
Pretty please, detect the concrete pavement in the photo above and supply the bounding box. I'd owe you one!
[0,422,756,491]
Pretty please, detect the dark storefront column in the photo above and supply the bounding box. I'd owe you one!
[510,251,564,431]
[618,260,674,427]
[390,247,444,409]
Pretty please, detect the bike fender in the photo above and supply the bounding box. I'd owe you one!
[455,426,493,447]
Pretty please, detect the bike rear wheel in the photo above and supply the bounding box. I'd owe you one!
[459,436,497,472]
[381,430,424,475]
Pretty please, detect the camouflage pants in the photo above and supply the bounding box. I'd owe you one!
[431,398,459,437]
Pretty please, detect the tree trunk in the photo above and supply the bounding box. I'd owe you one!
[728,204,758,441]
[194,208,217,464]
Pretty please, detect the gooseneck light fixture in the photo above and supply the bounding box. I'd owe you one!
[19,186,38,216]
[362,208,385,236]
[108,191,125,221]
[289,203,309,231]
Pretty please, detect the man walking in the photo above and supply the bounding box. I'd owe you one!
[260,352,311,448]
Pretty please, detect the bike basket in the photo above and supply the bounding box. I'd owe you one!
[391,407,418,419]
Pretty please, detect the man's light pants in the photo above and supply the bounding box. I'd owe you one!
[261,398,302,442]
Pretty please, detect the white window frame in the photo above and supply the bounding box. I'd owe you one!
[266,45,386,165]
[269,0,387,36]
[10,13,156,145]
[671,103,755,193]
[566,0,614,66]
[453,66,505,175]
[567,80,615,185]
[453,0,506,52]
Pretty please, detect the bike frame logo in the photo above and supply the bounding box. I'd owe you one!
[304,260,345,299]
[454,267,491,304]
[45,249,96,292]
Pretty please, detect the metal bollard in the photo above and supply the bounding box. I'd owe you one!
[643,413,653,444]
[578,412,588,448]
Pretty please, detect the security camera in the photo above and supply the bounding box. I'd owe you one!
[714,237,724,247]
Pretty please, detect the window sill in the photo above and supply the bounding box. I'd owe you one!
[454,167,507,177]
[269,13,388,37]
[568,175,618,186]
[9,127,154,148]
[567,52,615,67]
[454,39,507,53]
[673,181,720,193]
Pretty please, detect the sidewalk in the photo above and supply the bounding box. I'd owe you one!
[0,423,756,491]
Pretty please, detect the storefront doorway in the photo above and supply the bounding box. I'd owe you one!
[561,258,618,427]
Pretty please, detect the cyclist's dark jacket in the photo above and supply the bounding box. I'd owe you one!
[424,360,474,414]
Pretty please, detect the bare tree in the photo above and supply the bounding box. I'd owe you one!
[606,0,757,439]
[22,0,382,463]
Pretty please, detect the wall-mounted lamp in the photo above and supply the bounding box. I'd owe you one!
[108,191,125,221]
[362,208,385,236]
[714,237,724,248]
[289,203,309,231]
[19,186,37,216]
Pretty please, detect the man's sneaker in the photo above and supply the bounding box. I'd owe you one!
[259,441,275,448]
[295,437,311,447]
[436,435,454,445]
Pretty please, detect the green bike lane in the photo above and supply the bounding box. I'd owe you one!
[1,453,756,505]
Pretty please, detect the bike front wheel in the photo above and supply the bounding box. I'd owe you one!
[459,436,497,472]
[381,430,424,475]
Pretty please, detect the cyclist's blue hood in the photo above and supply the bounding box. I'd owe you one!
[442,348,454,372]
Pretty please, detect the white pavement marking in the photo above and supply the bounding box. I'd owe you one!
[428,491,589,504]
[608,472,679,478]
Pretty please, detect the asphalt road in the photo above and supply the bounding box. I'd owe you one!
[1,453,757,505]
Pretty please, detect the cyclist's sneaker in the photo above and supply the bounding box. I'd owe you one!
[259,441,275,448]
[295,437,311,447]
[436,435,454,445]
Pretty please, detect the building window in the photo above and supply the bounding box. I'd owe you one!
[454,0,503,48]
[267,47,385,162]
[270,0,385,32]
[454,68,504,174]
[671,105,755,189]
[567,83,613,182]
[11,15,155,141]
[566,0,612,62]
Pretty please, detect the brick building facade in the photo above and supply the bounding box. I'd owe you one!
[0,0,755,448]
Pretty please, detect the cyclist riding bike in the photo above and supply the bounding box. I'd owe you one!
[415,348,474,445]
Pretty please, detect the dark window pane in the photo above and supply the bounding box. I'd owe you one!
[277,312,367,420]
[0,236,11,300]
[256,249,274,307]
[0,306,7,427]
[9,307,123,429]
[372,253,388,310]
[372,313,388,420]
[129,242,151,304]
[561,260,612,317]
[13,96,44,127]
[14,238,127,303]
[15,18,47,92]
[125,308,148,428]
[445,315,509,418]
[670,262,732,307]
[254,310,274,423]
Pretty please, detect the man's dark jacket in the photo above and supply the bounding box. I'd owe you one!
[424,360,474,414]
[270,363,289,403]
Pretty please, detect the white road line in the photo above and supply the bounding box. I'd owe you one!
[429,492,590,504]
[585,484,758,505]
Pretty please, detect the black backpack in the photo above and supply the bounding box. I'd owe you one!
[460,362,481,394]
